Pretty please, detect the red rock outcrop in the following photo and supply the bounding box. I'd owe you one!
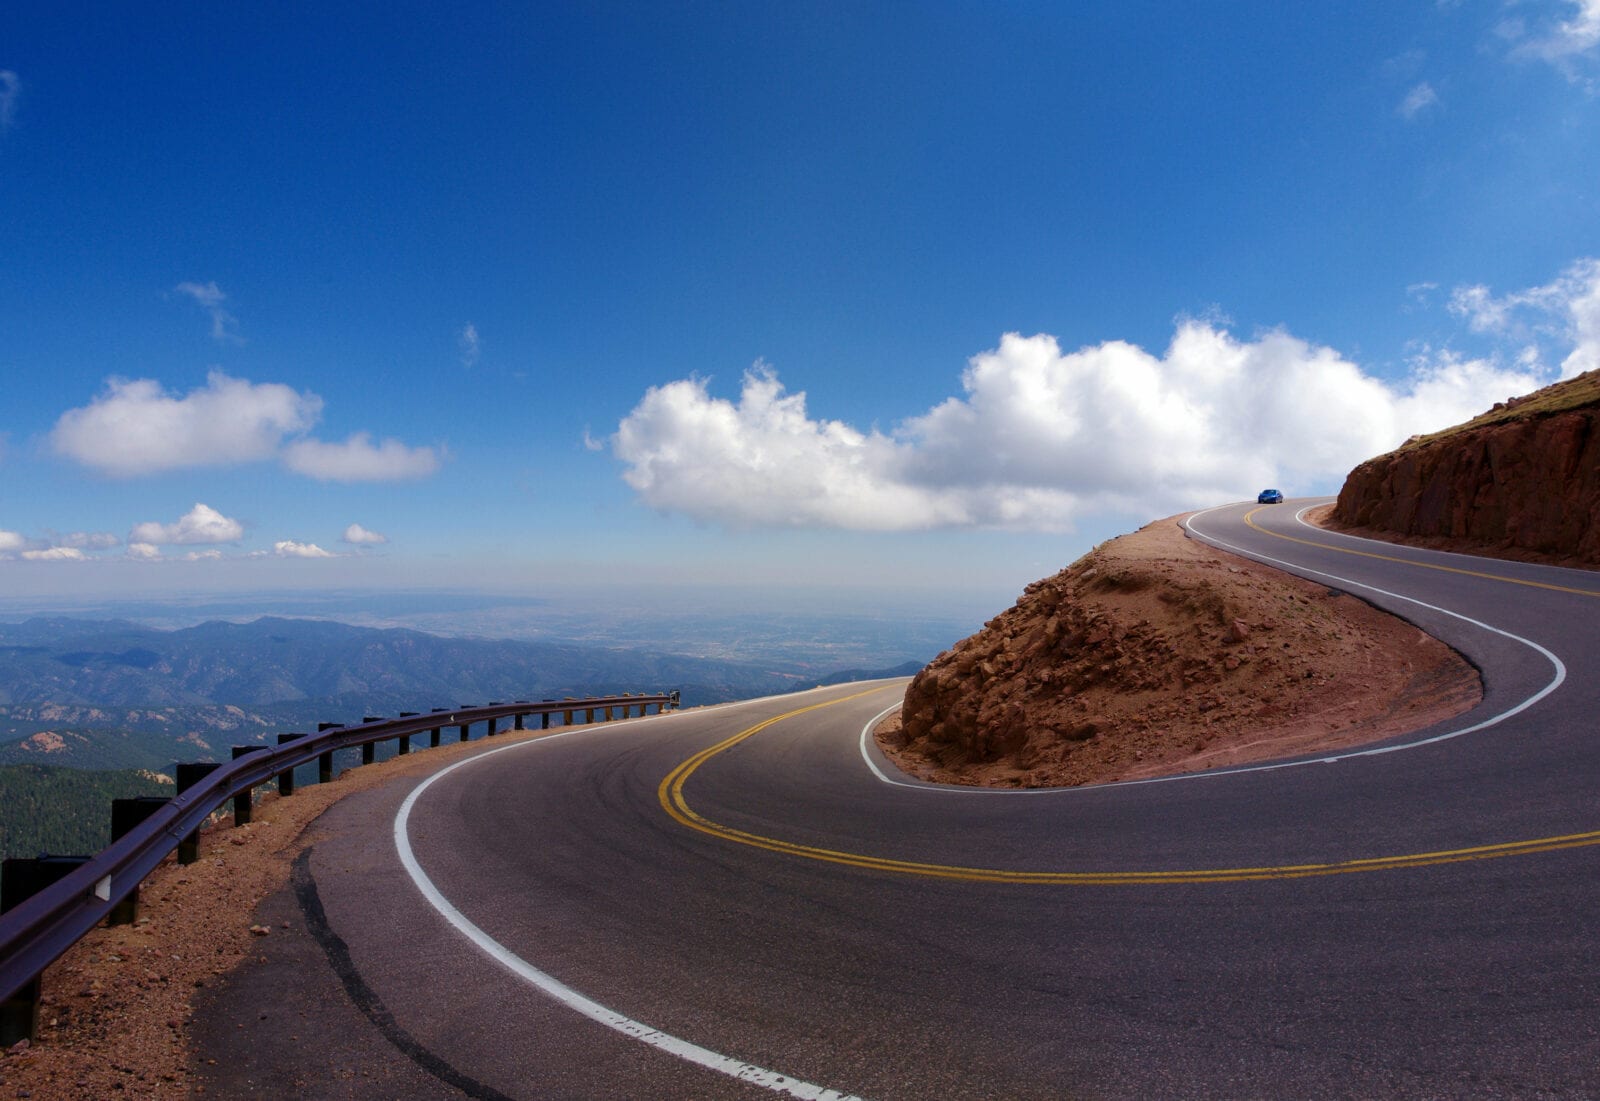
[1330,372,1600,565]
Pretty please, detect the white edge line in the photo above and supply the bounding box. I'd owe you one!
[857,504,1567,795]
[393,714,868,1101]
[858,703,906,786]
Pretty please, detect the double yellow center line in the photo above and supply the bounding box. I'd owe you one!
[658,692,1600,885]
[1244,506,1600,598]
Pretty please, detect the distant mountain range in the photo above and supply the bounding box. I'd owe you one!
[0,614,806,710]
[0,615,919,773]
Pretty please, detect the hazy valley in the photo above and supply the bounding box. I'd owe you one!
[0,603,952,860]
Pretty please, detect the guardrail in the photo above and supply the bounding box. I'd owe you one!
[0,692,678,1041]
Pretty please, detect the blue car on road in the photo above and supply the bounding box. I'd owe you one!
[1257,488,1284,504]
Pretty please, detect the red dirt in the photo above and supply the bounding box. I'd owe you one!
[878,515,1481,787]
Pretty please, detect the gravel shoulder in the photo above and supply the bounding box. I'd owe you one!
[0,730,554,1099]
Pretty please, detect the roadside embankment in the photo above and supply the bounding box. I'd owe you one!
[877,515,1481,787]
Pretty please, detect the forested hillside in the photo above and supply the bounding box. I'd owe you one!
[0,764,174,863]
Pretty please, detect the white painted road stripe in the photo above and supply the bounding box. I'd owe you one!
[394,719,868,1101]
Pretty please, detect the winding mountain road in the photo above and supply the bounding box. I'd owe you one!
[195,500,1600,1099]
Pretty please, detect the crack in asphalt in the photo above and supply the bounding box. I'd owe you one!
[293,848,516,1101]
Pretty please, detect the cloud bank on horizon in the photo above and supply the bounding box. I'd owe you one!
[0,501,388,566]
[613,262,1600,533]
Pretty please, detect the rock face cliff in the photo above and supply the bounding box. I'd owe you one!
[884,517,1477,787]
[1331,371,1600,565]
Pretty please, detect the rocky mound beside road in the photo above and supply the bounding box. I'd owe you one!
[878,517,1480,787]
[1330,369,1600,566]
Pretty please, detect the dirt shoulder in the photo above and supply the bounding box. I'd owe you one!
[0,727,575,1099]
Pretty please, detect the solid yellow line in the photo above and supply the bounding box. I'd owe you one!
[658,693,1600,885]
[1243,507,1600,598]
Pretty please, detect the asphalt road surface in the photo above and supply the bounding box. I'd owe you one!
[195,500,1600,1099]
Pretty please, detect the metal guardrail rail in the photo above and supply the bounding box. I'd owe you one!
[0,693,676,1030]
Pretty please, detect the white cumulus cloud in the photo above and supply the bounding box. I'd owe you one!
[274,540,333,559]
[51,371,322,477]
[129,503,245,546]
[615,365,920,530]
[0,530,25,553]
[126,543,162,561]
[612,321,1546,533]
[341,523,388,545]
[1449,257,1600,378]
[282,433,441,482]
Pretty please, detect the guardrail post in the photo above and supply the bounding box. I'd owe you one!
[107,797,168,926]
[486,717,499,737]
[231,746,269,825]
[585,708,595,724]
[514,712,525,731]
[564,698,575,725]
[398,712,419,754]
[669,689,681,712]
[277,733,306,794]
[2,856,90,1044]
[458,721,471,743]
[361,718,384,764]
[0,974,39,1045]
[317,723,342,782]
[176,762,222,864]
[431,708,449,747]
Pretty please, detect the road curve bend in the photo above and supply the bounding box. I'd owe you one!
[198,501,1600,1099]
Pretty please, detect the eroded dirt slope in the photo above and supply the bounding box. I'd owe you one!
[880,516,1481,787]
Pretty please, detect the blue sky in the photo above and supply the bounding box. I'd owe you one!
[3,2,1599,610]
